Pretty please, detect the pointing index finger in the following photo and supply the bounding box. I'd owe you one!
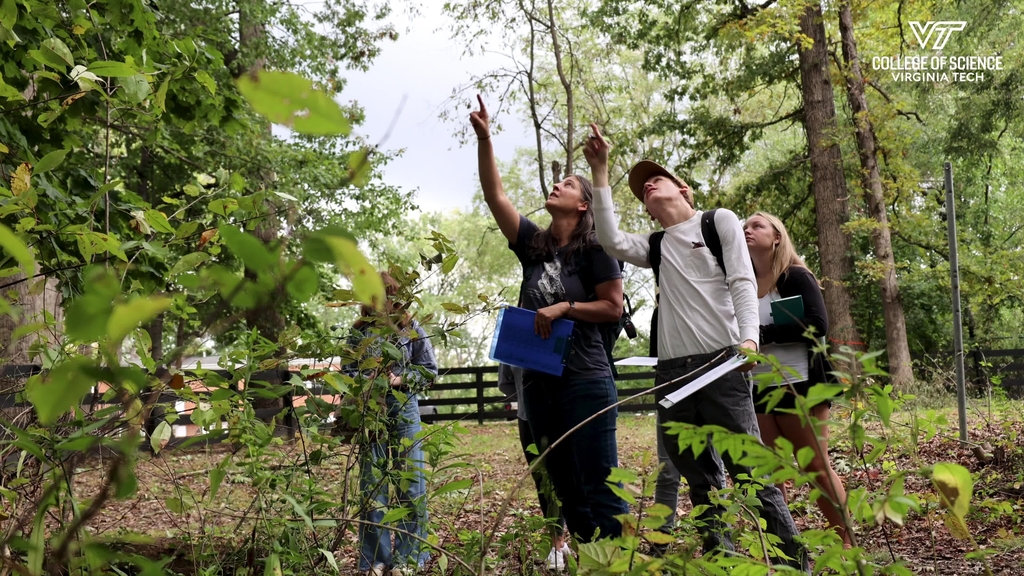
[476,94,487,114]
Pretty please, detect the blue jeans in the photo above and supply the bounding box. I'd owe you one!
[358,392,429,570]
[521,373,628,542]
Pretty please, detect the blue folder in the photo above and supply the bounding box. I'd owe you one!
[489,306,574,376]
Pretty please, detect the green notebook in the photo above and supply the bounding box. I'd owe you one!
[770,295,804,325]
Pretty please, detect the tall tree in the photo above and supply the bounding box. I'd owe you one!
[796,2,864,351]
[835,0,913,386]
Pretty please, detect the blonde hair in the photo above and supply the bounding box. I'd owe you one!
[749,211,815,292]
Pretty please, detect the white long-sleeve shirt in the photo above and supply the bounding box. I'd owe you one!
[592,186,759,359]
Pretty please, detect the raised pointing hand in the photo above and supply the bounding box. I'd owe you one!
[469,94,491,140]
[582,122,610,168]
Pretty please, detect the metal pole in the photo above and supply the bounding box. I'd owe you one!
[944,162,968,442]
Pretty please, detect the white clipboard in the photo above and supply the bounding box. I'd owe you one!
[613,356,658,367]
[658,356,748,409]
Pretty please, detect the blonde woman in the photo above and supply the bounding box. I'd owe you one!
[743,212,850,546]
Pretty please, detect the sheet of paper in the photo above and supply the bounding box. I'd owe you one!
[658,356,748,409]
[613,356,659,367]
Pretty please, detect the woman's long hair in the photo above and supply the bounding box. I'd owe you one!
[528,174,597,267]
[751,211,817,292]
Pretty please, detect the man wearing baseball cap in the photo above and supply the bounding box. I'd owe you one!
[582,124,809,572]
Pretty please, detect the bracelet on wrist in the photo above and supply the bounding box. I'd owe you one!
[478,134,490,141]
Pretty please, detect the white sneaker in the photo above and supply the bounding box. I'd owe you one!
[546,545,570,571]
[361,564,386,576]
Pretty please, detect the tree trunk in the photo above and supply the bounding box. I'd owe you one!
[0,272,63,365]
[546,0,574,174]
[238,0,289,435]
[796,2,864,354]
[837,1,914,388]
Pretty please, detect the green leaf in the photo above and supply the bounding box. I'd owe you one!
[29,48,67,72]
[154,76,169,112]
[169,252,211,277]
[578,541,622,570]
[219,225,276,275]
[34,148,68,174]
[932,462,973,520]
[605,467,640,484]
[441,254,459,274]
[0,224,35,272]
[264,553,282,576]
[88,60,138,77]
[303,230,384,307]
[176,221,200,238]
[347,148,372,186]
[0,0,17,29]
[25,357,100,425]
[115,462,138,499]
[319,549,338,572]
[209,467,226,500]
[286,263,319,300]
[107,296,172,342]
[644,530,675,545]
[380,507,411,524]
[0,23,19,46]
[645,503,674,520]
[42,38,73,66]
[165,497,184,513]
[236,71,351,136]
[208,198,239,217]
[433,478,473,497]
[120,74,151,104]
[143,209,174,233]
[150,421,171,454]
[195,70,216,95]
[607,483,636,505]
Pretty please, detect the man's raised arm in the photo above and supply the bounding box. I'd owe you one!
[584,123,652,268]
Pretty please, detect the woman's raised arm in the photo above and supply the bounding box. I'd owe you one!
[471,95,520,243]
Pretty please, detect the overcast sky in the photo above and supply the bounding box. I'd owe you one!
[340,4,533,214]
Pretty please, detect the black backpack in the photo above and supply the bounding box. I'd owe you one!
[648,209,726,356]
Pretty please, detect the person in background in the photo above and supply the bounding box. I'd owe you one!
[348,271,437,576]
[744,211,851,547]
[472,95,628,544]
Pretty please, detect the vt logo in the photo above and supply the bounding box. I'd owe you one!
[910,21,967,50]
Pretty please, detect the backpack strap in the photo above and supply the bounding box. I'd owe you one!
[701,209,727,280]
[649,230,666,286]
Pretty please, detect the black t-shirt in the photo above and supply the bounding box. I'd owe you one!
[510,215,621,380]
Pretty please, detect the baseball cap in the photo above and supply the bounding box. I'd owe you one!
[627,160,686,203]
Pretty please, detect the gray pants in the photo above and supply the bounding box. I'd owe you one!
[655,351,809,573]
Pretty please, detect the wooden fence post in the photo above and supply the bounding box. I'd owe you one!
[476,369,485,425]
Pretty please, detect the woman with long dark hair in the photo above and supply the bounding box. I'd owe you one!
[471,95,628,544]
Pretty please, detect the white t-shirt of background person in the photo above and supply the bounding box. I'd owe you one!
[750,289,809,383]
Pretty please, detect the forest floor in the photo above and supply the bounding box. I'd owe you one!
[73,398,1024,575]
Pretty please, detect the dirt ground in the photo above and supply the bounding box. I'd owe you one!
[70,403,1024,575]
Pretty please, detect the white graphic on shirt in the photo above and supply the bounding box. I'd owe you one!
[537,259,565,305]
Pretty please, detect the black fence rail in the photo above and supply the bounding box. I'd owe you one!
[0,363,659,436]
[5,347,1021,445]
[912,348,1024,397]
[418,366,659,424]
